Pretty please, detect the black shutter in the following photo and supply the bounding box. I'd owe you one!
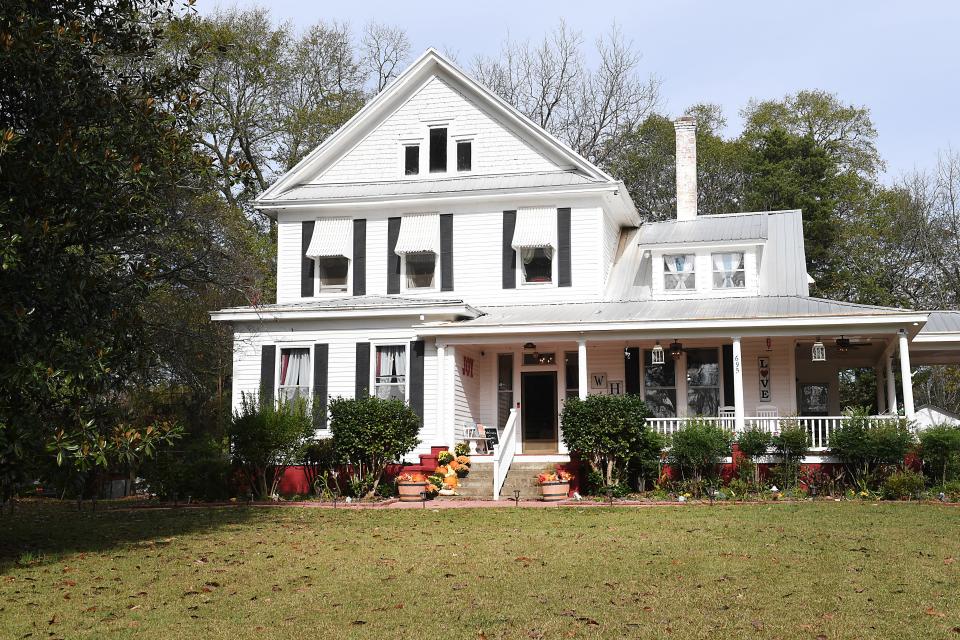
[409,340,425,422]
[557,207,572,287]
[355,342,370,398]
[301,221,315,297]
[260,345,276,404]
[387,217,401,294]
[312,344,329,429]
[722,345,735,407]
[440,214,454,291]
[502,210,516,289]
[352,218,366,296]
[625,347,640,395]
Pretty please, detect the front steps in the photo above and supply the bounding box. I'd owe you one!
[400,449,563,500]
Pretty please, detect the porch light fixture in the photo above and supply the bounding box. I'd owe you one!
[523,342,536,351]
[624,347,631,360]
[651,341,665,365]
[669,340,684,360]
[836,337,850,353]
[812,338,826,362]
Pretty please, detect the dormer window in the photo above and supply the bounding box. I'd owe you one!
[456,140,472,172]
[395,213,440,291]
[712,252,745,289]
[305,217,352,296]
[663,254,696,290]
[429,127,447,173]
[404,145,419,175]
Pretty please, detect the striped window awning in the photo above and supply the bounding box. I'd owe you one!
[394,213,440,255]
[511,206,557,249]
[306,217,352,258]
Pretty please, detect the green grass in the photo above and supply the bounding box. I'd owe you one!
[1,502,958,639]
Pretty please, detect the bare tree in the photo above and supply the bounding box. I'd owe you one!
[361,21,411,93]
[473,21,659,166]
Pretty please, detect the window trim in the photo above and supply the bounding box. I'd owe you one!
[641,348,678,418]
[403,143,420,176]
[369,341,410,403]
[275,343,313,406]
[454,137,474,173]
[400,251,439,293]
[314,255,351,296]
[428,126,448,174]
[398,137,423,179]
[662,253,697,293]
[711,251,746,289]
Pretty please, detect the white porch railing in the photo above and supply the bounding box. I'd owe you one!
[492,408,519,500]
[647,415,907,452]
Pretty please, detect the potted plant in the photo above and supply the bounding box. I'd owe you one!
[396,472,429,502]
[454,455,471,477]
[537,466,574,502]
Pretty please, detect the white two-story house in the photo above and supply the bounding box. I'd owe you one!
[212,49,960,496]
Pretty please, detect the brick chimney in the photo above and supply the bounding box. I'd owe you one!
[674,116,697,220]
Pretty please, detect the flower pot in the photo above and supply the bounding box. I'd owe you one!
[397,481,429,502]
[540,481,570,502]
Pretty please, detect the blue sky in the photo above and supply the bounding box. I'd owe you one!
[199,0,959,181]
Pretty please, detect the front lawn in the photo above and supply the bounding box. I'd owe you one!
[1,502,958,639]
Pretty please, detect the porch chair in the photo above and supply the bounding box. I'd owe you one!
[462,422,492,455]
[718,406,736,430]
[755,406,779,433]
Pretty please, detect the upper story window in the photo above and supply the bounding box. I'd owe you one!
[429,127,447,173]
[395,213,440,291]
[456,140,472,172]
[305,217,352,296]
[404,145,419,175]
[374,344,406,401]
[512,207,557,286]
[663,254,696,291]
[712,252,745,289]
[278,347,310,404]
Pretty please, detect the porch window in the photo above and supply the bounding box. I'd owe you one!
[374,345,407,401]
[278,348,310,403]
[497,353,514,429]
[686,348,720,416]
[663,254,696,291]
[564,351,579,399]
[712,252,745,289]
[643,349,676,417]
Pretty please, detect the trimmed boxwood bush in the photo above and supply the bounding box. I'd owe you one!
[329,396,420,499]
[560,394,661,490]
[668,419,732,488]
[831,408,914,489]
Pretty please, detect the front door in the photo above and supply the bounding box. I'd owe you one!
[521,372,558,453]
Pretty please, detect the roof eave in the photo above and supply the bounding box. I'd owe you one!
[210,302,481,323]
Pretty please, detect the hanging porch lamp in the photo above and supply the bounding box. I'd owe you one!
[651,341,665,365]
[669,339,684,361]
[812,338,826,362]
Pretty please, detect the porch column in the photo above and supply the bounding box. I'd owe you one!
[577,338,588,400]
[885,352,898,414]
[436,343,449,445]
[898,330,915,420]
[732,336,745,431]
[874,367,885,414]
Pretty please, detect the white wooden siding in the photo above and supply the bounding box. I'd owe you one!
[310,76,557,185]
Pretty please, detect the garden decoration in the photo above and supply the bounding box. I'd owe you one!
[537,466,574,502]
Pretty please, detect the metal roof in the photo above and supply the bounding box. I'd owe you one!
[920,310,960,334]
[636,211,776,245]
[215,295,469,314]
[436,296,916,328]
[269,170,601,203]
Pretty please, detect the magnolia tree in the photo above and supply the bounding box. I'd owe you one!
[329,396,420,499]
[560,394,660,489]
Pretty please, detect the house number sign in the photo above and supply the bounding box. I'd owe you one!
[758,357,771,402]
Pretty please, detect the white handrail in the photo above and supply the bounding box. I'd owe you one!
[492,408,519,501]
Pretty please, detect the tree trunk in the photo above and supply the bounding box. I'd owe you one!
[605,459,614,486]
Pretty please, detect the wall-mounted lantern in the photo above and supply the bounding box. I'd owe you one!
[669,340,684,361]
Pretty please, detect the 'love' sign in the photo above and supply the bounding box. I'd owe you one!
[758,357,772,402]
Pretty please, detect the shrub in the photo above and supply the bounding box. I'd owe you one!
[772,423,809,489]
[229,394,314,499]
[560,394,660,488]
[918,425,960,486]
[302,438,340,497]
[881,469,925,500]
[831,408,914,489]
[329,396,421,499]
[736,428,772,485]
[141,436,231,501]
[727,478,751,500]
[668,419,732,490]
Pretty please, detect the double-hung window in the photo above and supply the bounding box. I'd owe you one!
[663,254,696,291]
[278,347,310,404]
[394,213,440,291]
[643,349,676,417]
[686,348,720,416]
[404,144,419,175]
[305,217,352,295]
[429,127,447,173]
[712,252,745,289]
[374,345,407,401]
[512,207,556,285]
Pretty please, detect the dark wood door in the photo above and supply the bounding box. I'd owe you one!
[521,372,558,452]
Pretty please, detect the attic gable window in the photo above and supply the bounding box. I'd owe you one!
[429,127,447,173]
[404,145,419,175]
[663,254,696,291]
[712,252,745,289]
[456,141,472,172]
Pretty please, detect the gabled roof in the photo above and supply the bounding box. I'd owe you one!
[256,48,621,209]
